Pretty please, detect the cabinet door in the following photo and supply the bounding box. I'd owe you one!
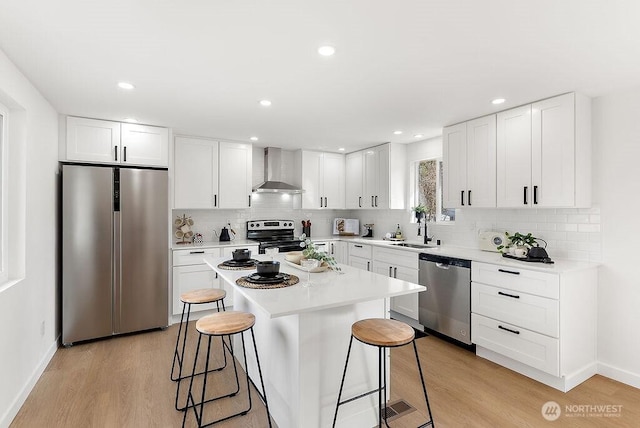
[174,137,218,208]
[349,256,371,271]
[532,93,575,207]
[218,142,252,208]
[375,145,390,209]
[364,149,379,208]
[442,123,467,208]
[497,105,532,207]
[329,241,348,264]
[345,152,364,209]
[466,115,496,207]
[300,151,323,209]
[172,265,220,315]
[66,117,120,163]
[121,124,169,167]
[322,153,345,209]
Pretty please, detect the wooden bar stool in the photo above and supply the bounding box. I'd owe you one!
[171,288,227,411]
[332,318,434,428]
[182,311,272,428]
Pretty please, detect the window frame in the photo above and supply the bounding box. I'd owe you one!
[412,158,455,224]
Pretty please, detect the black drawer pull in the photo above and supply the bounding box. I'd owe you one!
[189,251,205,254]
[354,244,363,248]
[358,196,362,207]
[498,291,520,299]
[498,268,520,275]
[523,186,528,205]
[461,190,464,206]
[468,190,471,206]
[533,185,538,205]
[498,325,520,335]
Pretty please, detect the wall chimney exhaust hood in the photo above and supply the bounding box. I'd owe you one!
[252,147,304,194]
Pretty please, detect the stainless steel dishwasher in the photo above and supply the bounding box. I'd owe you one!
[418,253,472,345]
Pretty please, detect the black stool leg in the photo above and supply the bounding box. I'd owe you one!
[412,340,435,427]
[182,333,203,428]
[172,302,190,381]
[250,326,272,428]
[332,335,355,428]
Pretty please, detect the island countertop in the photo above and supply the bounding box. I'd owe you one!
[204,254,425,319]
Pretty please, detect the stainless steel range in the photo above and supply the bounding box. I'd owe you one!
[247,220,303,254]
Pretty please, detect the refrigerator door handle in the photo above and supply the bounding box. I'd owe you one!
[113,211,121,334]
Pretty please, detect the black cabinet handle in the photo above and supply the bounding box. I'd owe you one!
[114,146,118,161]
[533,185,538,205]
[498,325,520,335]
[367,261,370,271]
[189,251,205,254]
[371,196,374,207]
[123,146,127,162]
[389,266,393,277]
[468,190,471,206]
[461,190,464,206]
[498,291,520,299]
[330,243,334,255]
[354,244,363,248]
[498,268,520,275]
[358,196,362,207]
[324,197,328,207]
[394,267,397,278]
[214,194,217,207]
[248,195,251,207]
[523,186,528,205]
[320,197,323,207]
[374,196,378,207]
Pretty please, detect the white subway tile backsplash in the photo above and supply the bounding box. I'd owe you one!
[567,214,590,223]
[578,223,601,233]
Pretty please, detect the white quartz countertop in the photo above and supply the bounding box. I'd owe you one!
[172,239,258,250]
[204,254,425,319]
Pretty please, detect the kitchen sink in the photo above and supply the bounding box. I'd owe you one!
[391,243,435,249]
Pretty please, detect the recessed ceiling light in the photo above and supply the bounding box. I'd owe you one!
[414,134,424,139]
[260,100,272,107]
[492,98,506,105]
[123,117,138,123]
[118,82,135,90]
[338,147,345,151]
[318,45,336,56]
[393,130,403,135]
[250,136,259,141]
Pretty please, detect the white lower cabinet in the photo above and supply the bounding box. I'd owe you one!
[373,247,419,320]
[329,241,347,264]
[471,261,597,391]
[348,243,372,271]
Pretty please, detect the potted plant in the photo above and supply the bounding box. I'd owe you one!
[497,231,538,254]
[412,204,427,222]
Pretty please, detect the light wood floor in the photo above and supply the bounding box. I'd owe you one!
[11,324,640,427]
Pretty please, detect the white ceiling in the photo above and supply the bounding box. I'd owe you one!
[1,0,639,152]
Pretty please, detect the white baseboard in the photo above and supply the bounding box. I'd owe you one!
[0,338,58,428]
[598,362,640,390]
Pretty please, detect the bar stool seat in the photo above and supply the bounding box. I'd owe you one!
[183,311,272,428]
[333,318,435,428]
[171,288,227,412]
[352,319,414,347]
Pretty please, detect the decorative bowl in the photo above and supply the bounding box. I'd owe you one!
[232,248,251,261]
[256,260,280,277]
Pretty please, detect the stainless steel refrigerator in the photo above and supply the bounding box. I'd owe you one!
[62,164,168,345]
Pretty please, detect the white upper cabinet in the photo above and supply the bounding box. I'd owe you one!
[348,143,406,210]
[295,151,345,209]
[65,117,168,167]
[173,137,252,209]
[66,117,120,163]
[218,142,253,209]
[443,115,496,208]
[174,137,219,208]
[345,151,364,209]
[497,93,590,208]
[120,123,169,167]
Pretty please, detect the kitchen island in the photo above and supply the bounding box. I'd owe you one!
[204,254,425,428]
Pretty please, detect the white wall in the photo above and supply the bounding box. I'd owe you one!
[0,49,59,427]
[592,87,640,388]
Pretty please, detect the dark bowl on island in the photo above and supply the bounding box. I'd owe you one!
[232,248,251,261]
[256,260,280,277]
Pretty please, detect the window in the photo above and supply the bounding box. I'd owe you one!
[416,159,455,222]
[0,103,7,281]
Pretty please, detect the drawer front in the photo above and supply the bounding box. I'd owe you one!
[472,282,559,337]
[173,248,220,266]
[348,243,372,259]
[373,246,418,269]
[172,265,221,315]
[472,313,559,376]
[472,262,559,299]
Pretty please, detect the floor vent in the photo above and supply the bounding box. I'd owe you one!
[379,399,416,422]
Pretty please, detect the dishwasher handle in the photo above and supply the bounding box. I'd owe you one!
[435,262,450,270]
